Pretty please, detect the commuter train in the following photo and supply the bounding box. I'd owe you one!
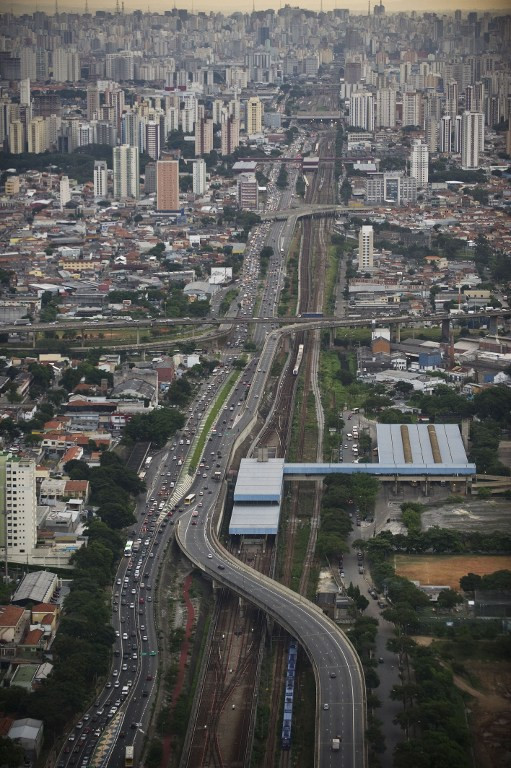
[292,344,304,376]
[281,640,298,750]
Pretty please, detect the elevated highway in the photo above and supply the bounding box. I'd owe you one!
[2,308,508,337]
[175,516,367,768]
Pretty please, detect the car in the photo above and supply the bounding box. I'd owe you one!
[330,672,337,678]
[323,703,329,710]
[217,564,225,570]
[378,657,384,664]
[122,632,128,640]
[208,553,213,559]
[146,674,153,681]
[142,635,148,641]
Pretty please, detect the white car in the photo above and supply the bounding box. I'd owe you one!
[208,554,213,559]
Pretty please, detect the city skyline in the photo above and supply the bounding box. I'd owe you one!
[3,1,511,14]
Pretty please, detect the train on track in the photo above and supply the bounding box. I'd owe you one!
[281,640,298,750]
[292,344,304,375]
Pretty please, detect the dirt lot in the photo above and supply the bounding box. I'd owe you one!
[394,554,511,590]
[421,498,511,534]
[463,661,511,768]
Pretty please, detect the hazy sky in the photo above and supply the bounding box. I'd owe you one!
[3,0,509,13]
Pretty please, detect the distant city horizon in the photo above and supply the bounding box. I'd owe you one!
[3,1,511,15]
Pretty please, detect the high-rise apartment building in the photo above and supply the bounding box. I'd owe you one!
[440,115,452,153]
[375,88,396,128]
[246,97,263,134]
[113,144,139,200]
[358,225,374,272]
[195,116,213,156]
[237,173,258,210]
[425,117,438,153]
[0,454,37,557]
[94,160,108,198]
[461,111,484,169]
[87,85,100,120]
[402,91,422,127]
[221,114,240,155]
[192,158,207,195]
[156,159,179,211]
[145,120,161,160]
[19,78,31,107]
[410,140,429,186]
[349,92,375,131]
[59,175,71,209]
[9,120,25,154]
[27,116,48,153]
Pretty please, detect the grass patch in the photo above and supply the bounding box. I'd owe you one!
[219,289,238,316]
[278,230,300,317]
[324,245,341,316]
[188,370,240,474]
[290,522,311,593]
[334,327,372,344]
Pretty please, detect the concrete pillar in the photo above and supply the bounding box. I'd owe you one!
[395,323,401,343]
[441,317,450,343]
[488,315,498,335]
[136,328,140,345]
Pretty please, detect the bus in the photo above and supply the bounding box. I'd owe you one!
[124,540,134,557]
[125,746,134,767]
[184,493,196,505]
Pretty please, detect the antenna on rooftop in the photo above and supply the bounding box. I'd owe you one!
[252,0,255,13]
[368,0,371,16]
[55,0,59,16]
[84,0,88,13]
[115,0,120,13]
[320,0,323,12]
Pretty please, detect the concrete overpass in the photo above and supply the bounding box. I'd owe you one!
[2,309,509,340]
[260,203,349,221]
[292,112,341,120]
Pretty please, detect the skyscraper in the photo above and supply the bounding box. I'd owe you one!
[358,226,374,272]
[113,144,139,200]
[410,140,429,186]
[193,158,207,195]
[94,160,108,198]
[246,97,263,134]
[156,159,179,211]
[0,453,37,557]
[461,111,484,169]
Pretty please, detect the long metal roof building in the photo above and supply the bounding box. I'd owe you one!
[230,458,284,535]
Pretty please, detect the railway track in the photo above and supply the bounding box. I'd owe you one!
[184,543,274,768]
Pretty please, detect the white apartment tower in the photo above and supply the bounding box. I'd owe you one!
[375,88,396,128]
[440,115,452,153]
[358,225,374,272]
[19,78,31,107]
[59,175,71,209]
[0,454,37,557]
[113,144,140,200]
[349,92,375,131]
[94,160,108,198]
[410,140,429,186]
[402,91,422,127]
[192,159,207,195]
[461,111,484,169]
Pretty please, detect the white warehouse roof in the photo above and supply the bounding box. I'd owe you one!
[233,458,284,503]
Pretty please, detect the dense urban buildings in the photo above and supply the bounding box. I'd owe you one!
[0,6,510,768]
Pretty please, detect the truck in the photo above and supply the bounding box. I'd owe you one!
[332,738,341,751]
[125,745,134,767]
[214,471,222,482]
